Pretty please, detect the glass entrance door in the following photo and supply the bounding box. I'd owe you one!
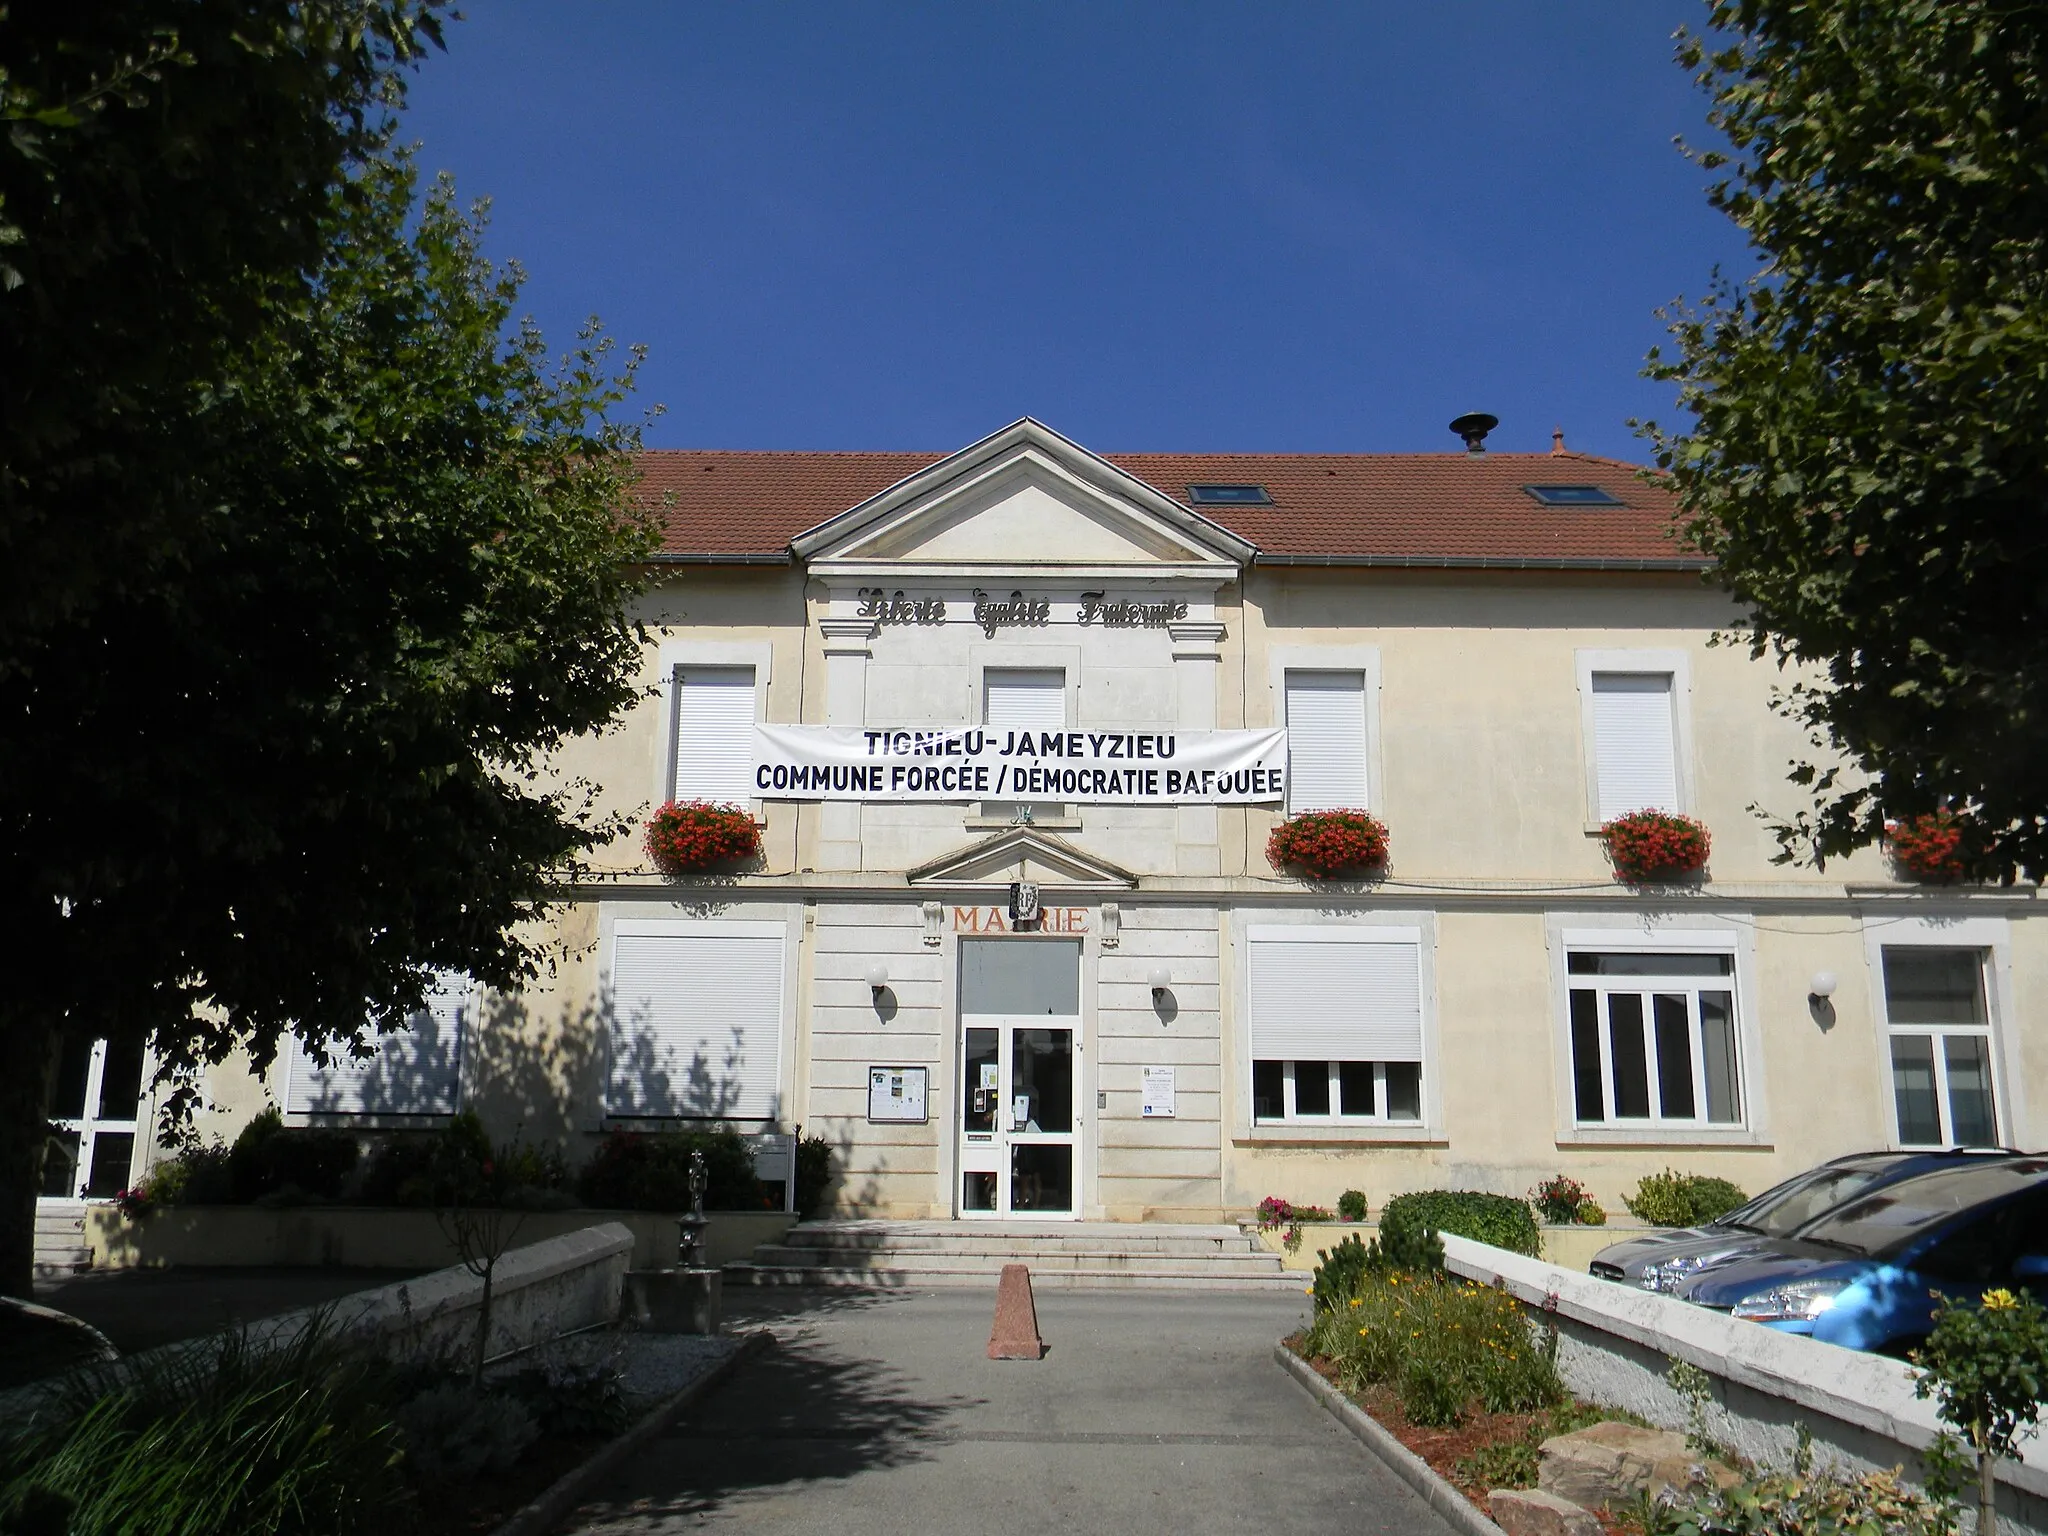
[41,1036,147,1201]
[959,939,1081,1220]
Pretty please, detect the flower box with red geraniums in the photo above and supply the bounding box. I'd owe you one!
[1600,809,1710,883]
[645,800,760,875]
[1267,810,1390,880]
[1886,809,1967,884]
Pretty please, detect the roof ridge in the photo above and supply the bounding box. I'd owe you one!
[634,447,1662,468]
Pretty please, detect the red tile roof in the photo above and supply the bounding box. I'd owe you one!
[632,448,1700,569]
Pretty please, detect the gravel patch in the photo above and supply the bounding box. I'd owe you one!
[496,1327,740,1409]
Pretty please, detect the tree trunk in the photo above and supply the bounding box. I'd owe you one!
[0,1010,63,1299]
[471,1257,494,1390]
[1979,1444,1999,1536]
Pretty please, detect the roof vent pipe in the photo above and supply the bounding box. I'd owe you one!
[1449,412,1498,454]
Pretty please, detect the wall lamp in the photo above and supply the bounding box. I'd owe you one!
[867,963,891,1007]
[1149,967,1172,1006]
[1808,970,1837,1031]
[1808,971,1837,1002]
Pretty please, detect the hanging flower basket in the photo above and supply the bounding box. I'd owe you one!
[1886,810,1967,883]
[1267,810,1390,879]
[1601,810,1710,883]
[645,800,760,874]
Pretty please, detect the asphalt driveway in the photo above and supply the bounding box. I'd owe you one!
[564,1286,1462,1536]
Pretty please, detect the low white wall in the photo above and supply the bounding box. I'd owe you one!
[1442,1234,2048,1536]
[254,1220,633,1368]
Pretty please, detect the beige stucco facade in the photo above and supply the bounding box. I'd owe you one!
[146,422,2041,1226]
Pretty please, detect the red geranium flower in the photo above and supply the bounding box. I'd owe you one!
[1267,810,1390,879]
[1600,810,1710,883]
[645,800,761,874]
[1885,810,1967,883]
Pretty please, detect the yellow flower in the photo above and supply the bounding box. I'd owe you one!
[1982,1288,2020,1311]
[1349,1298,1361,1308]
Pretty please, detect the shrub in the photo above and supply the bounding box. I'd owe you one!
[356,1115,573,1209]
[1912,1286,2048,1536]
[1531,1174,1590,1225]
[0,1315,407,1535]
[391,1383,538,1484]
[1338,1189,1368,1222]
[1266,810,1390,878]
[575,1128,770,1211]
[1256,1195,1336,1253]
[1304,1270,1565,1428]
[644,800,760,874]
[1381,1190,1541,1257]
[1624,1170,1749,1228]
[794,1132,834,1218]
[136,1140,235,1206]
[1654,1464,1956,1536]
[1887,810,1969,884]
[1576,1198,1608,1226]
[1601,810,1711,883]
[228,1109,358,1203]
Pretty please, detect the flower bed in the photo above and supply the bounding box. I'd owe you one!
[1266,809,1390,878]
[644,800,760,874]
[1599,809,1710,883]
[1886,809,1968,883]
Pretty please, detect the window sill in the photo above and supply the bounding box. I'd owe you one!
[1555,1126,1772,1149]
[1236,1124,1446,1147]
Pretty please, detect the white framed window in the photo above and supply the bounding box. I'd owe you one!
[1247,927,1424,1125]
[285,973,472,1116]
[1565,949,1743,1128]
[1880,947,2001,1147]
[669,665,758,804]
[1284,671,1370,812]
[607,919,786,1121]
[1575,649,1692,823]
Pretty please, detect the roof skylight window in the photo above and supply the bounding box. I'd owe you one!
[1524,484,1623,507]
[1186,484,1271,505]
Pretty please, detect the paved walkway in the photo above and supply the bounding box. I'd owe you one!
[565,1287,1462,1536]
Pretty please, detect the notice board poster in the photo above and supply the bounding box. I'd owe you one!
[867,1066,929,1124]
[1141,1065,1177,1118]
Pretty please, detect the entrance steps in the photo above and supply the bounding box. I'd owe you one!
[725,1219,1300,1291]
[33,1201,92,1277]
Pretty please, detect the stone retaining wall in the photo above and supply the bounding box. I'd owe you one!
[1442,1234,2048,1536]
[86,1205,793,1271]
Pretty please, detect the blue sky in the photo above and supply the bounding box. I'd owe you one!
[398,3,1749,459]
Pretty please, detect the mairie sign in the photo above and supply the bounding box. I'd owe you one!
[750,724,1287,804]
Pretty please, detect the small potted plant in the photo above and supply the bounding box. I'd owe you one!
[1600,809,1710,884]
[1886,809,1968,884]
[1267,809,1390,879]
[644,800,761,875]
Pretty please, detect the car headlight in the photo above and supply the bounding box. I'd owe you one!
[1731,1278,1848,1323]
[1639,1252,1727,1293]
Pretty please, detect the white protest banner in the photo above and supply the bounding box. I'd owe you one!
[749,724,1287,804]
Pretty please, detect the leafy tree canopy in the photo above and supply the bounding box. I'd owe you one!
[1644,0,2048,881]
[0,8,656,1296]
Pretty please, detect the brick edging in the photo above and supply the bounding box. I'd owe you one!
[1272,1343,1509,1536]
[492,1330,774,1536]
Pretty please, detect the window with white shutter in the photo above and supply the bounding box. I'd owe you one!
[1589,671,1679,820]
[1247,928,1424,1123]
[1284,671,1369,812]
[670,666,757,804]
[607,921,785,1121]
[982,668,1066,820]
[286,973,470,1116]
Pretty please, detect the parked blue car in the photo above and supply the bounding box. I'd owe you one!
[1674,1157,2048,1355]
[1589,1148,2014,1292]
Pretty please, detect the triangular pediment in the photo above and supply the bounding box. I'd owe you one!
[905,827,1137,891]
[792,418,1253,574]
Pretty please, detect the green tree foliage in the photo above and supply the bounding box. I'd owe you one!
[0,120,657,1292]
[1913,1287,2048,1536]
[1643,2,2048,879]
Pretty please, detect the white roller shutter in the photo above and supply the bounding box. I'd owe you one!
[1249,930,1422,1062]
[608,923,785,1120]
[983,669,1066,730]
[1285,671,1368,812]
[671,667,757,803]
[285,974,470,1115]
[1591,672,1679,820]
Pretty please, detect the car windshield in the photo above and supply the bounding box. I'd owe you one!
[1802,1160,2048,1258]
[1718,1159,1904,1238]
